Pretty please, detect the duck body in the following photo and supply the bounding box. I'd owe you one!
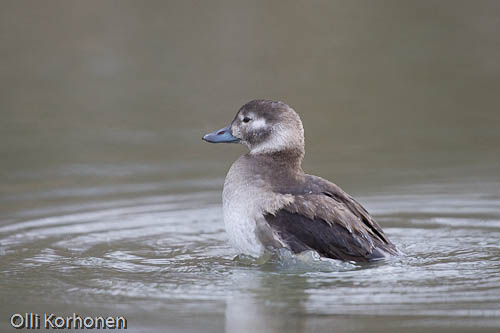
[204,100,399,262]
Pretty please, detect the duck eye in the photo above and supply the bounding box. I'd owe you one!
[242,117,251,123]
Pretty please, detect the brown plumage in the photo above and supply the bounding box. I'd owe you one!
[203,99,399,262]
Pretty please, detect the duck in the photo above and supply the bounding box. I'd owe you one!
[202,99,399,262]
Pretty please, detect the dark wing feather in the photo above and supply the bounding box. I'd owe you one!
[265,210,389,262]
[265,178,399,262]
[321,189,389,244]
[305,175,392,244]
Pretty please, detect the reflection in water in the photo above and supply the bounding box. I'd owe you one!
[225,251,355,333]
[226,270,309,333]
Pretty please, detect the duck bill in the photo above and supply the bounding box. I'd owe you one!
[202,124,240,143]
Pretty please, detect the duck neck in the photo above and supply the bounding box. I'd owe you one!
[256,148,304,173]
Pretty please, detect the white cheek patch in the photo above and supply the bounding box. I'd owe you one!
[250,123,304,155]
[251,118,267,130]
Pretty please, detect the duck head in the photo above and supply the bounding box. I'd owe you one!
[203,99,304,155]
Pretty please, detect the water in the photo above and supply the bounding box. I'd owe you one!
[1,1,500,332]
[2,181,500,331]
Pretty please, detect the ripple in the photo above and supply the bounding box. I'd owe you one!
[1,182,500,329]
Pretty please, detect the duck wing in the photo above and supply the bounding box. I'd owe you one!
[264,177,398,262]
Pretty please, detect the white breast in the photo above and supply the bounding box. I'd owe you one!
[222,157,294,258]
[223,176,265,257]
